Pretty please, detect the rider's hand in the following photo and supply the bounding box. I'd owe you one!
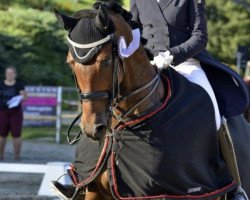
[150,50,174,70]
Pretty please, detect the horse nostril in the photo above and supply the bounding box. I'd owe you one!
[94,124,106,133]
[93,124,106,140]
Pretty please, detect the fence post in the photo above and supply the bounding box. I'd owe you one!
[56,86,62,144]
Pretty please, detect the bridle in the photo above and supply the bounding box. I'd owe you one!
[67,30,161,145]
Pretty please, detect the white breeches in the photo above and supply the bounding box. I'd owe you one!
[173,58,221,130]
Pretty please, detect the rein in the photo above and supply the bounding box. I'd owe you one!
[113,71,161,120]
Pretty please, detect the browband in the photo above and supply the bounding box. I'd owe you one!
[67,34,114,49]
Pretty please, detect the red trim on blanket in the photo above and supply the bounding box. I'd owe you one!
[111,152,236,200]
[117,75,171,130]
[69,164,78,185]
[70,136,110,187]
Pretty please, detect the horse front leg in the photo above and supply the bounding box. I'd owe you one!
[85,186,104,200]
[85,170,113,200]
[84,182,109,200]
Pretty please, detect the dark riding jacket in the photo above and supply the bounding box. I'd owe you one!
[130,0,249,117]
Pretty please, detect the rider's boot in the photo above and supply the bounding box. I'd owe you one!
[50,181,85,200]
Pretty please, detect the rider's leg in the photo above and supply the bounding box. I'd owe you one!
[173,58,221,130]
[85,182,109,200]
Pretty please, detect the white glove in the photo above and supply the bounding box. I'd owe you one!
[150,50,174,70]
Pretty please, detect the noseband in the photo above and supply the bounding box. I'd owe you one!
[79,92,110,101]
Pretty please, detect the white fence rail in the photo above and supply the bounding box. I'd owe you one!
[0,162,70,196]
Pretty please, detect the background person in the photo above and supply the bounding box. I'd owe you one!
[0,66,27,160]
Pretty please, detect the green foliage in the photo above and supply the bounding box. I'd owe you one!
[0,0,92,13]
[99,0,123,3]
[206,0,250,65]
[0,8,73,85]
[22,126,70,143]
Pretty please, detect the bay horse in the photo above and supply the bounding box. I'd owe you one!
[54,1,250,199]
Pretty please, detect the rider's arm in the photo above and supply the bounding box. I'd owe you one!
[170,0,208,65]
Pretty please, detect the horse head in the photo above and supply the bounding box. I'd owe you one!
[55,1,165,141]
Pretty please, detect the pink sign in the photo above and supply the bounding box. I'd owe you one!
[24,97,57,106]
[23,86,58,126]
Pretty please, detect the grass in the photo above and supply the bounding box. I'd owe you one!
[21,125,81,144]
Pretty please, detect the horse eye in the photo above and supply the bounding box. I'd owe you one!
[101,59,112,68]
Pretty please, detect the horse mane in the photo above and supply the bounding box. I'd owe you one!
[71,9,97,19]
[93,1,132,22]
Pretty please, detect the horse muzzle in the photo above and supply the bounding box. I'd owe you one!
[82,123,107,141]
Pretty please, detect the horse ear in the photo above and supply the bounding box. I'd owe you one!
[54,8,79,31]
[95,5,109,32]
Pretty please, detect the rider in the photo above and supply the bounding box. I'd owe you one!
[130,0,248,123]
[51,0,249,199]
[130,0,249,199]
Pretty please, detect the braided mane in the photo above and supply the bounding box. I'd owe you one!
[93,1,133,22]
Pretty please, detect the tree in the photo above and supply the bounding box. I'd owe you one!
[99,0,123,3]
[233,0,250,10]
[0,8,73,85]
[206,0,250,65]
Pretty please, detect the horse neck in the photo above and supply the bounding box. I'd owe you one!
[115,47,166,119]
